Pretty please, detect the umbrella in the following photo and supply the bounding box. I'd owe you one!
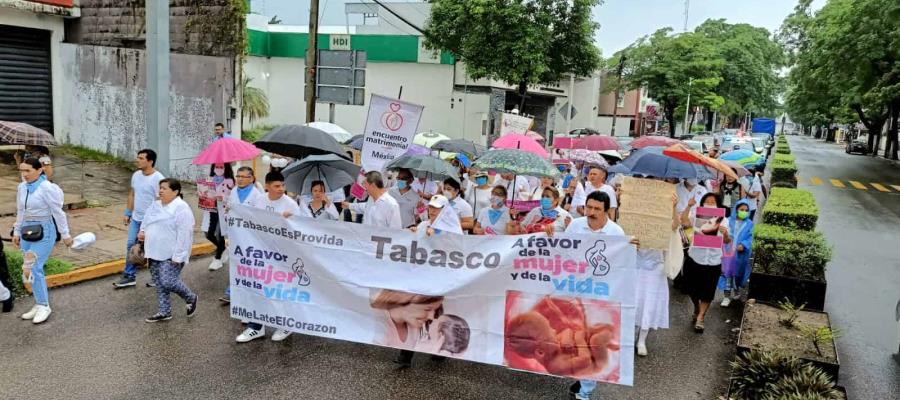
[492,134,549,158]
[662,143,738,180]
[573,135,621,151]
[0,120,57,146]
[254,125,349,160]
[526,131,545,142]
[431,138,486,157]
[597,149,623,160]
[630,136,683,149]
[191,137,260,165]
[344,134,363,145]
[282,154,360,194]
[720,160,751,177]
[349,135,364,150]
[473,149,560,179]
[414,131,452,148]
[568,149,609,168]
[404,143,431,156]
[608,146,715,180]
[306,122,354,143]
[719,149,762,166]
[385,154,460,183]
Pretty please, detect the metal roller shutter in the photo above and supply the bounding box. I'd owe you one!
[0,24,53,133]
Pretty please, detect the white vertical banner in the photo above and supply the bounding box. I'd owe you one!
[360,94,425,172]
[500,112,534,136]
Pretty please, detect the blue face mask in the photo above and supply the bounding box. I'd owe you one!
[475,177,488,186]
[397,180,408,190]
[557,165,567,172]
[540,197,553,210]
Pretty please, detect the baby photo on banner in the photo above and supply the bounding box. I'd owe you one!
[691,207,726,249]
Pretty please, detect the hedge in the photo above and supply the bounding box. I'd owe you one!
[771,160,798,188]
[762,187,818,230]
[773,153,796,163]
[752,223,832,282]
[3,248,73,297]
[776,144,792,154]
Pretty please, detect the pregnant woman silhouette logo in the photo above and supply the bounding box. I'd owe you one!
[292,258,311,286]
[381,102,404,131]
[586,240,611,276]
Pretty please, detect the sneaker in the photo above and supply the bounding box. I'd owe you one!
[208,259,224,271]
[218,295,230,305]
[113,277,136,289]
[146,282,156,288]
[721,297,732,308]
[271,329,292,342]
[731,288,743,300]
[32,305,51,324]
[20,305,39,320]
[145,313,173,323]
[636,343,648,357]
[236,327,265,343]
[222,252,230,264]
[186,295,199,317]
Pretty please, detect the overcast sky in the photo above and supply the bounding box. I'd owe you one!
[252,0,826,54]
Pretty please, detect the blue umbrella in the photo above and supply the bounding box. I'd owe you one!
[609,146,715,179]
[719,149,761,166]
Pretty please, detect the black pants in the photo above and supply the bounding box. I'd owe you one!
[206,212,226,259]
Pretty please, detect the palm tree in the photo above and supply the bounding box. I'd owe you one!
[242,76,269,126]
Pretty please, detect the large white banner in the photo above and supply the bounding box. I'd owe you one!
[360,94,424,172]
[225,205,638,385]
[500,112,534,136]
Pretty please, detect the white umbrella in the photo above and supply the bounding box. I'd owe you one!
[306,122,353,143]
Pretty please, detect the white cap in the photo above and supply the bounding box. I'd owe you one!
[71,232,96,250]
[428,195,450,209]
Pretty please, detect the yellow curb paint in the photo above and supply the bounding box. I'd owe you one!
[830,179,845,188]
[871,183,891,192]
[849,181,867,190]
[31,243,218,291]
[810,176,823,185]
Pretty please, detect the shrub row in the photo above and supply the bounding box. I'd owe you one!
[763,187,818,231]
[4,248,73,297]
[752,223,832,282]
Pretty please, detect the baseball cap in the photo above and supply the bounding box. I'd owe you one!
[428,195,450,209]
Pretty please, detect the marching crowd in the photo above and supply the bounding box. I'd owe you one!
[3,124,765,400]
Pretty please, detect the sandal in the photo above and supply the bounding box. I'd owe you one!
[694,320,705,333]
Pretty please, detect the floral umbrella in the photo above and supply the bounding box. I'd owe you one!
[473,149,560,179]
[568,149,609,168]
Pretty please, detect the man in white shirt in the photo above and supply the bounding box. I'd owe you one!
[236,171,301,343]
[342,171,402,229]
[115,149,166,289]
[572,167,618,220]
[675,178,708,214]
[387,169,420,228]
[496,173,532,201]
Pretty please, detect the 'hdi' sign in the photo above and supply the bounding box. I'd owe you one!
[330,35,351,51]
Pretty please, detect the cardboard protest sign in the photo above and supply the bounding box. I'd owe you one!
[617,177,676,250]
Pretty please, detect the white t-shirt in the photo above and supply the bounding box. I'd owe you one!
[573,181,618,209]
[263,194,302,216]
[675,183,709,214]
[746,176,762,211]
[131,170,165,222]
[476,206,511,235]
[448,196,473,219]
[466,186,494,217]
[388,187,421,228]
[496,176,532,201]
[349,193,403,229]
[565,217,626,236]
[411,179,439,196]
[521,206,571,233]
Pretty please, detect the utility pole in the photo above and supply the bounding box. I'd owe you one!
[610,55,626,136]
[683,0,690,32]
[566,74,575,135]
[305,0,320,123]
[682,77,693,136]
[146,0,170,175]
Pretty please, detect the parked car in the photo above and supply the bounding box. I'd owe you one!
[683,140,708,154]
[846,140,868,155]
[750,138,768,155]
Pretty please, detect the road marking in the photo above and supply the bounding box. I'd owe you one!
[871,183,891,192]
[810,176,823,185]
[830,179,845,188]
[849,181,868,190]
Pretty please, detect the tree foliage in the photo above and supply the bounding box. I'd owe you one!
[424,0,602,108]
[242,77,269,126]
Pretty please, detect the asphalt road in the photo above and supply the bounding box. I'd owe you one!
[1,257,741,400]
[790,135,900,398]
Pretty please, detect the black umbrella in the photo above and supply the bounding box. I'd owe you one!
[431,139,486,157]
[254,125,349,160]
[282,154,360,194]
[344,134,363,145]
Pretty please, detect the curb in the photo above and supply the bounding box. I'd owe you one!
[26,243,216,291]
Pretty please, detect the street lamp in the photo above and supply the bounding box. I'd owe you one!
[682,77,693,136]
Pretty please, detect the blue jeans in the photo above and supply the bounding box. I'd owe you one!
[123,219,142,280]
[20,220,56,306]
[578,380,597,399]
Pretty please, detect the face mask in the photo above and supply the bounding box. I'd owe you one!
[475,177,488,186]
[540,197,553,210]
[397,180,408,190]
[557,165,567,172]
[737,210,749,220]
[443,190,455,199]
[214,167,225,176]
[491,195,505,207]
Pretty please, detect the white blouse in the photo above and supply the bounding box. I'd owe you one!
[14,180,71,239]
[141,197,195,263]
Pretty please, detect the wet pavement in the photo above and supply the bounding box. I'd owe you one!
[790,135,900,398]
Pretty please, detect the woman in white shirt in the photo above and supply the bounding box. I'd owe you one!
[473,185,510,235]
[442,178,474,231]
[13,158,73,324]
[302,180,340,221]
[465,171,494,218]
[138,178,199,323]
[509,187,571,235]
[679,192,731,333]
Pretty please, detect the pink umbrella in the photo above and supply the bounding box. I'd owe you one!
[526,130,545,142]
[493,134,548,158]
[573,135,621,151]
[631,136,683,149]
[192,137,261,165]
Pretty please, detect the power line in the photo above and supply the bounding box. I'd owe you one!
[360,1,419,36]
[370,0,428,35]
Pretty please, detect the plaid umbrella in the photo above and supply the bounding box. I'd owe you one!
[0,120,57,146]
